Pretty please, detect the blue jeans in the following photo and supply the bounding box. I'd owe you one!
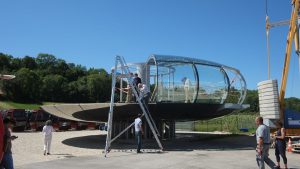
[1,152,14,169]
[136,131,142,152]
[256,145,275,169]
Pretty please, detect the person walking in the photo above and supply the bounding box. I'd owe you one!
[274,121,288,169]
[255,116,275,169]
[42,120,55,155]
[134,114,143,153]
[1,118,18,169]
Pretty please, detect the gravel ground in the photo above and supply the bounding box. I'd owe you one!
[12,130,104,167]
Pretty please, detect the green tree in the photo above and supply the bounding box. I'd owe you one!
[2,68,40,102]
[10,58,22,71]
[284,97,300,112]
[224,87,240,103]
[0,52,113,103]
[0,53,12,71]
[87,74,107,102]
[53,59,69,75]
[243,90,259,112]
[36,53,57,70]
[65,64,87,81]
[22,56,37,70]
[67,77,90,102]
[41,75,68,102]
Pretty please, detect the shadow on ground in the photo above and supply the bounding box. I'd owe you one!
[62,132,256,151]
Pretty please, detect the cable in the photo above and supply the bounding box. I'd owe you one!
[291,55,296,97]
[265,0,268,16]
[266,0,271,79]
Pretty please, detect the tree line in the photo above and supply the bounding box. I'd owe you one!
[284,97,300,112]
[0,53,112,103]
[239,90,300,113]
[0,52,299,112]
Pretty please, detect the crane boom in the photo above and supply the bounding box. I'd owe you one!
[279,0,300,123]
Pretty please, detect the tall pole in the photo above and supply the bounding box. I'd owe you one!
[104,56,118,157]
[120,70,123,102]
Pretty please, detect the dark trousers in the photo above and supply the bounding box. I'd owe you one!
[142,92,150,105]
[275,142,287,164]
[135,131,142,152]
[133,86,139,102]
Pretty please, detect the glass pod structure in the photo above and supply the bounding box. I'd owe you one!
[41,55,248,122]
[147,55,247,105]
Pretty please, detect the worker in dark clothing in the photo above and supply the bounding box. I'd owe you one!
[133,73,141,87]
[274,121,288,169]
[132,73,142,101]
[1,118,17,169]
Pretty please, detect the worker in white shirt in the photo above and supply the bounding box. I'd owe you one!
[138,83,150,105]
[42,120,55,155]
[134,114,143,153]
[183,77,192,103]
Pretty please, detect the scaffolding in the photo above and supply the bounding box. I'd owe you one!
[104,56,163,157]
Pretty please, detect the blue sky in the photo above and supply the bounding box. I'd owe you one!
[0,0,299,98]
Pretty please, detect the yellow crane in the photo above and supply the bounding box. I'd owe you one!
[266,0,300,133]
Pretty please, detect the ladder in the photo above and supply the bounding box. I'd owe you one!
[104,56,163,157]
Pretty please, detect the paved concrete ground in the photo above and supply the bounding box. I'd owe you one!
[16,132,300,169]
[18,150,300,169]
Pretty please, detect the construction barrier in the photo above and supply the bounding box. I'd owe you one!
[287,138,292,153]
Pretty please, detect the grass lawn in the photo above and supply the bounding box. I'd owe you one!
[194,114,258,134]
[0,101,62,110]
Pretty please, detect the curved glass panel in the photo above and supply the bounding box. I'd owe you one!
[223,68,247,104]
[195,65,228,103]
[156,63,197,103]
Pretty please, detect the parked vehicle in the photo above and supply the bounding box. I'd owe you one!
[59,121,71,131]
[6,109,26,131]
[30,109,60,131]
[99,123,108,131]
[77,122,88,130]
[30,109,49,131]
